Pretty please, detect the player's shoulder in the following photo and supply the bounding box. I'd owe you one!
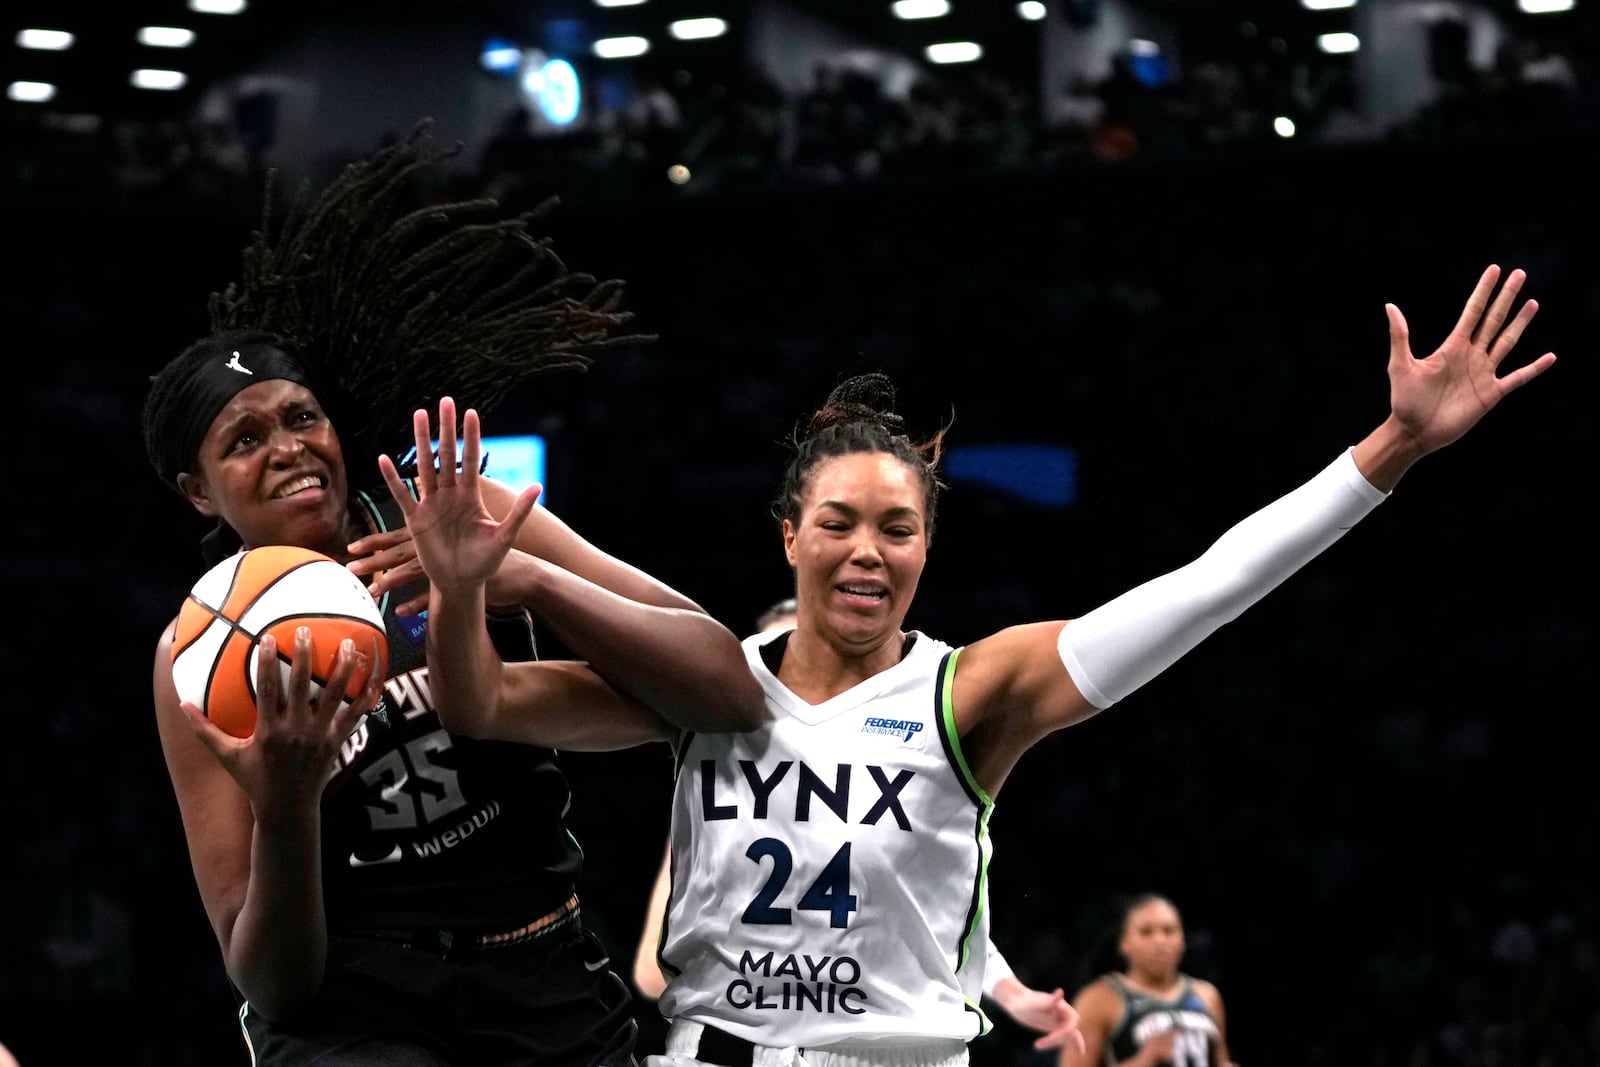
[1076,973,1123,1004]
[1186,974,1225,1010]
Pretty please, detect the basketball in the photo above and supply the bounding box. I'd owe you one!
[171,545,390,738]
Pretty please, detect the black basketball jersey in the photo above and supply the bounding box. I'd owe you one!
[1102,973,1221,1067]
[317,489,583,933]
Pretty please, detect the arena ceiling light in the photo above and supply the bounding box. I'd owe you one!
[592,0,648,6]
[1518,0,1574,10]
[1017,2,1047,19]
[1300,0,1357,9]
[187,0,247,13]
[1317,31,1360,52]
[8,80,55,102]
[892,0,951,19]
[480,36,523,74]
[925,40,982,63]
[669,17,728,39]
[16,29,74,50]
[132,68,188,90]
[138,27,197,48]
[592,35,650,58]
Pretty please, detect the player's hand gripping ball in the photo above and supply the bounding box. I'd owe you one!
[171,545,390,737]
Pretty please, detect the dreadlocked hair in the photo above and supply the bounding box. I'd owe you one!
[200,117,650,485]
[772,372,949,541]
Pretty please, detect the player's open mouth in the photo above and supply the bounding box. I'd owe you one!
[273,475,327,499]
[837,583,887,602]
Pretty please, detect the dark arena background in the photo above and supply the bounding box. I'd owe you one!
[4,1,1595,1063]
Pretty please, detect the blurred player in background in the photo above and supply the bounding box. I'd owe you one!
[1060,894,1235,1067]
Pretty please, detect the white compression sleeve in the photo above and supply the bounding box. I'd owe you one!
[1058,448,1388,709]
[983,939,1014,998]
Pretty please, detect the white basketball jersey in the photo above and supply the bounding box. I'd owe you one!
[656,630,995,1049]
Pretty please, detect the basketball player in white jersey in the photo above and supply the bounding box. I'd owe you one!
[629,600,1084,1055]
[383,265,1554,1067]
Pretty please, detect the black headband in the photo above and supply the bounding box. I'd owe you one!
[160,342,313,488]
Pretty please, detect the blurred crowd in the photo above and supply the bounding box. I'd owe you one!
[5,27,1597,205]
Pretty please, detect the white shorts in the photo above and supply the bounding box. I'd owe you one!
[647,1019,969,1067]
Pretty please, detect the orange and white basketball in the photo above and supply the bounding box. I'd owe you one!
[171,545,389,738]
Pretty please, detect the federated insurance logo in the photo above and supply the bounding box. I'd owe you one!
[861,716,924,743]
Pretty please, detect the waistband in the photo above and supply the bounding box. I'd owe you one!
[664,1020,968,1067]
[338,892,580,960]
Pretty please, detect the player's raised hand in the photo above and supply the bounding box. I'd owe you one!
[1384,264,1556,455]
[377,396,542,595]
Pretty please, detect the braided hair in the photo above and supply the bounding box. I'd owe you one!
[143,117,650,495]
[771,372,949,542]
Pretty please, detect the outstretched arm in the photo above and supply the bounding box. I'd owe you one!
[956,265,1555,786]
[378,398,765,736]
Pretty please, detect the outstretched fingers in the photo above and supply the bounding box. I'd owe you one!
[1451,264,1503,341]
[434,396,459,491]
[460,406,482,488]
[1385,302,1411,374]
[1471,266,1525,351]
[377,453,415,518]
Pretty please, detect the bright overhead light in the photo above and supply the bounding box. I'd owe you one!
[592,35,650,58]
[523,57,581,125]
[1518,0,1574,11]
[669,18,727,40]
[1016,1,1047,19]
[480,37,523,75]
[139,26,197,47]
[1300,0,1356,9]
[188,0,247,13]
[1317,31,1360,52]
[893,0,951,19]
[1273,115,1297,137]
[593,0,647,6]
[8,80,56,102]
[17,29,74,50]
[132,68,188,90]
[925,41,982,63]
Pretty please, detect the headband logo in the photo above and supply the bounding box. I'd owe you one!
[224,351,254,375]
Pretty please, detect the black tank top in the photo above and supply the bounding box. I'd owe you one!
[317,489,583,932]
[1102,973,1221,1067]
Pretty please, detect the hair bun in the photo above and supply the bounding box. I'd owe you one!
[806,372,905,438]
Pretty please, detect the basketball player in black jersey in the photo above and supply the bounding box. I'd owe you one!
[141,120,765,1067]
[1062,895,1235,1067]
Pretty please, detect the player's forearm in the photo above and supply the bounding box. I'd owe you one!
[425,580,508,737]
[1060,448,1388,708]
[497,552,766,732]
[512,501,705,612]
[223,806,328,1020]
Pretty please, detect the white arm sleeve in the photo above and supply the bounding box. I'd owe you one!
[983,939,1014,999]
[1058,448,1388,709]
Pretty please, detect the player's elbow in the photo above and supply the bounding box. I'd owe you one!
[675,672,768,733]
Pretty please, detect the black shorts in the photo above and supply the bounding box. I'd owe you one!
[239,919,637,1066]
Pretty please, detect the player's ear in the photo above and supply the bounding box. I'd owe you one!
[782,519,799,567]
[177,471,220,517]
